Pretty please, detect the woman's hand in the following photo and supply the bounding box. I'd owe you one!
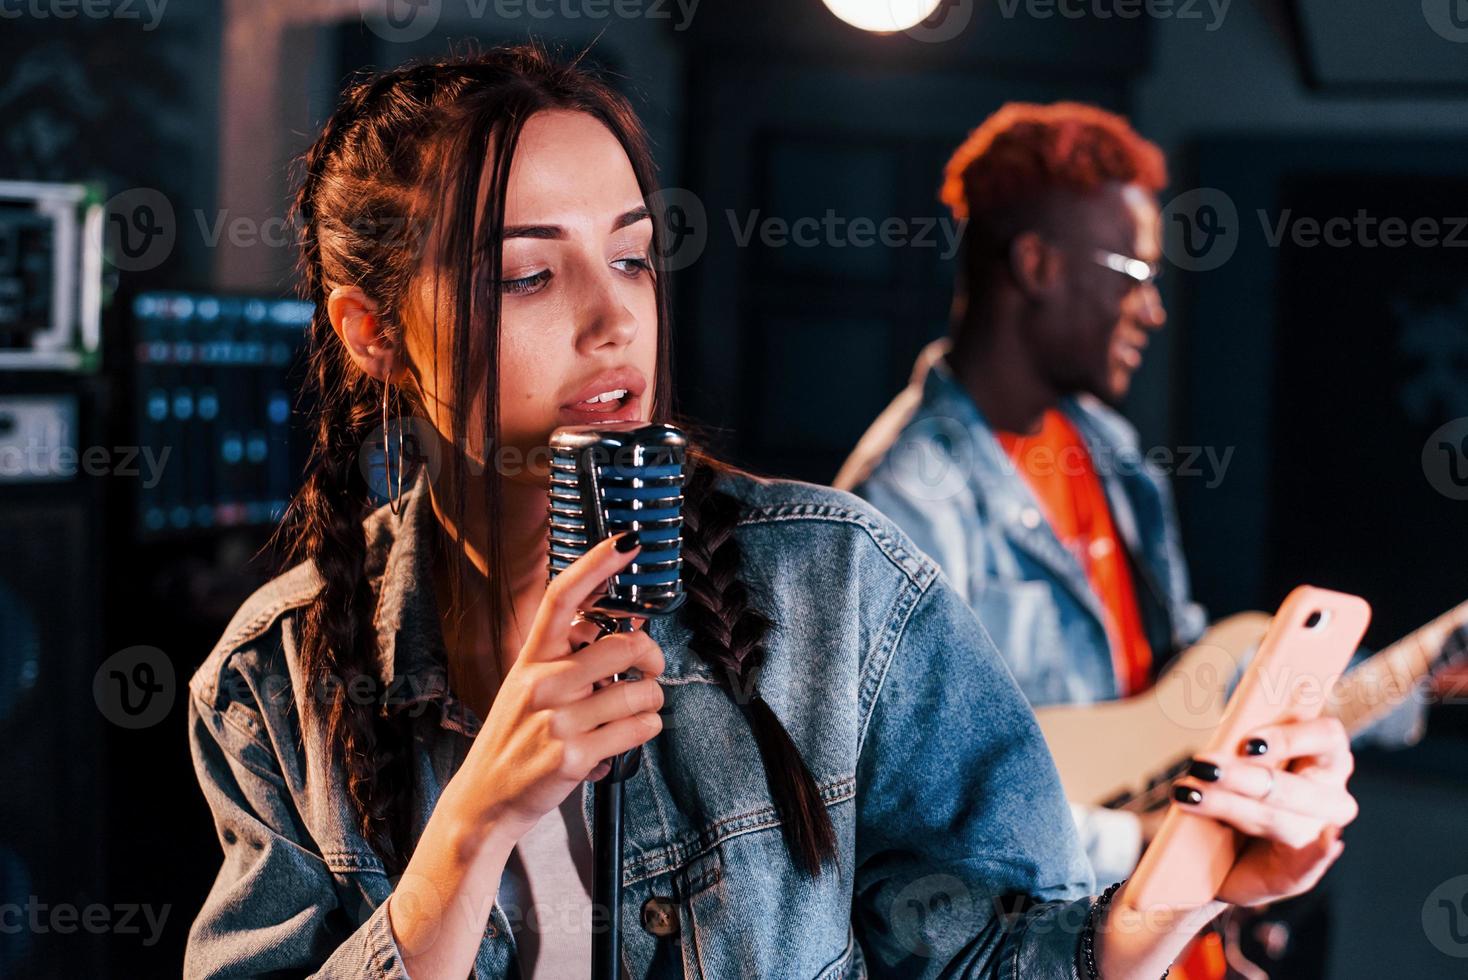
[1171,715,1357,907]
[446,531,666,850]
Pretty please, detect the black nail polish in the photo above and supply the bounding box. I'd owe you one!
[615,531,641,552]
[1243,738,1269,757]
[1187,760,1221,782]
[1174,785,1204,805]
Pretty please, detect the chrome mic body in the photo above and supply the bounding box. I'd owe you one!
[548,420,688,621]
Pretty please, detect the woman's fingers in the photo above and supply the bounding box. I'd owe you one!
[556,677,665,734]
[523,532,641,659]
[1171,782,1334,849]
[1232,716,1353,778]
[567,630,665,688]
[534,630,665,704]
[528,630,666,707]
[574,713,664,777]
[1178,758,1360,827]
[1173,715,1359,848]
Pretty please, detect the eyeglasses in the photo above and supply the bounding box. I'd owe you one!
[1090,248,1162,287]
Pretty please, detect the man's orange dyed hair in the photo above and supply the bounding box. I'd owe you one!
[941,102,1166,244]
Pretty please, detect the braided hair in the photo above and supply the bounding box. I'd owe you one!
[277,44,835,878]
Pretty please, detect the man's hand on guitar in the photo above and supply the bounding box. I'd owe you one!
[1171,715,1357,908]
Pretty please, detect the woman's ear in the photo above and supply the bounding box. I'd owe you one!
[326,285,409,382]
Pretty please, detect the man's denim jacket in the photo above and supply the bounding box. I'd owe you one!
[838,339,1424,883]
[185,467,1103,979]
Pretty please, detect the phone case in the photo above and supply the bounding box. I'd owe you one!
[1121,585,1370,912]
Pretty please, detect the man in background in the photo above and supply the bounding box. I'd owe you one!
[836,102,1421,979]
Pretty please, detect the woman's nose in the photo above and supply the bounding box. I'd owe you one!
[576,272,640,352]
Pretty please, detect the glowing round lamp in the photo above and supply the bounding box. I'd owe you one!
[820,0,943,32]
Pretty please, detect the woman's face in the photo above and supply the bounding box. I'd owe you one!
[410,109,659,486]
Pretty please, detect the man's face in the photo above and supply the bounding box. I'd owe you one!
[1036,182,1166,403]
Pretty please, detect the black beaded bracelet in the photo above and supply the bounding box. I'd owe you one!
[1080,880,1170,980]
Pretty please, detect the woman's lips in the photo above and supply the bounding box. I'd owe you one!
[556,392,643,425]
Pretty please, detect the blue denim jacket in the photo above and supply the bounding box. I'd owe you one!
[838,340,1424,882]
[186,466,1103,979]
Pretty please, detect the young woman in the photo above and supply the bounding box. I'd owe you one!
[186,46,1359,980]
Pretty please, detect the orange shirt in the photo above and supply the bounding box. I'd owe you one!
[997,410,1154,696]
[998,412,1224,980]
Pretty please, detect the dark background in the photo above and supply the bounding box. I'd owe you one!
[3,1,1468,976]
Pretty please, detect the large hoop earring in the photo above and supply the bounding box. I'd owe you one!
[382,377,405,516]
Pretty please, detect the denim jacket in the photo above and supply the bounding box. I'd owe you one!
[837,339,1424,882]
[186,466,1103,979]
[837,339,1207,711]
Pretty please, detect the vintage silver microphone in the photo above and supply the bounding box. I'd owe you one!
[547,421,687,980]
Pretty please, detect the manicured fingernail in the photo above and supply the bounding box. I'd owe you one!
[1174,786,1204,805]
[1187,760,1221,782]
[615,531,641,552]
[1242,738,1269,757]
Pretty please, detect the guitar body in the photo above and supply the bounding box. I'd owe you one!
[1035,613,1273,808]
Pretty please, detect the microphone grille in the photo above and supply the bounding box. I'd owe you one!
[547,422,687,616]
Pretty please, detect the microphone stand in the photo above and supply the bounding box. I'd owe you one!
[582,613,641,980]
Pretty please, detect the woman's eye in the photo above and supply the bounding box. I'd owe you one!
[611,256,651,277]
[500,269,552,295]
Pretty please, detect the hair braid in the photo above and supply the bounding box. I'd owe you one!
[276,59,479,876]
[680,459,838,877]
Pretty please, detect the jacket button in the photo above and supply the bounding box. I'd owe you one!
[1019,507,1042,529]
[641,896,679,938]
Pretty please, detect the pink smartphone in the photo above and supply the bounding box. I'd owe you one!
[1121,585,1370,912]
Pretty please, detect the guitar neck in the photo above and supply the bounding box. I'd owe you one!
[1328,600,1468,735]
